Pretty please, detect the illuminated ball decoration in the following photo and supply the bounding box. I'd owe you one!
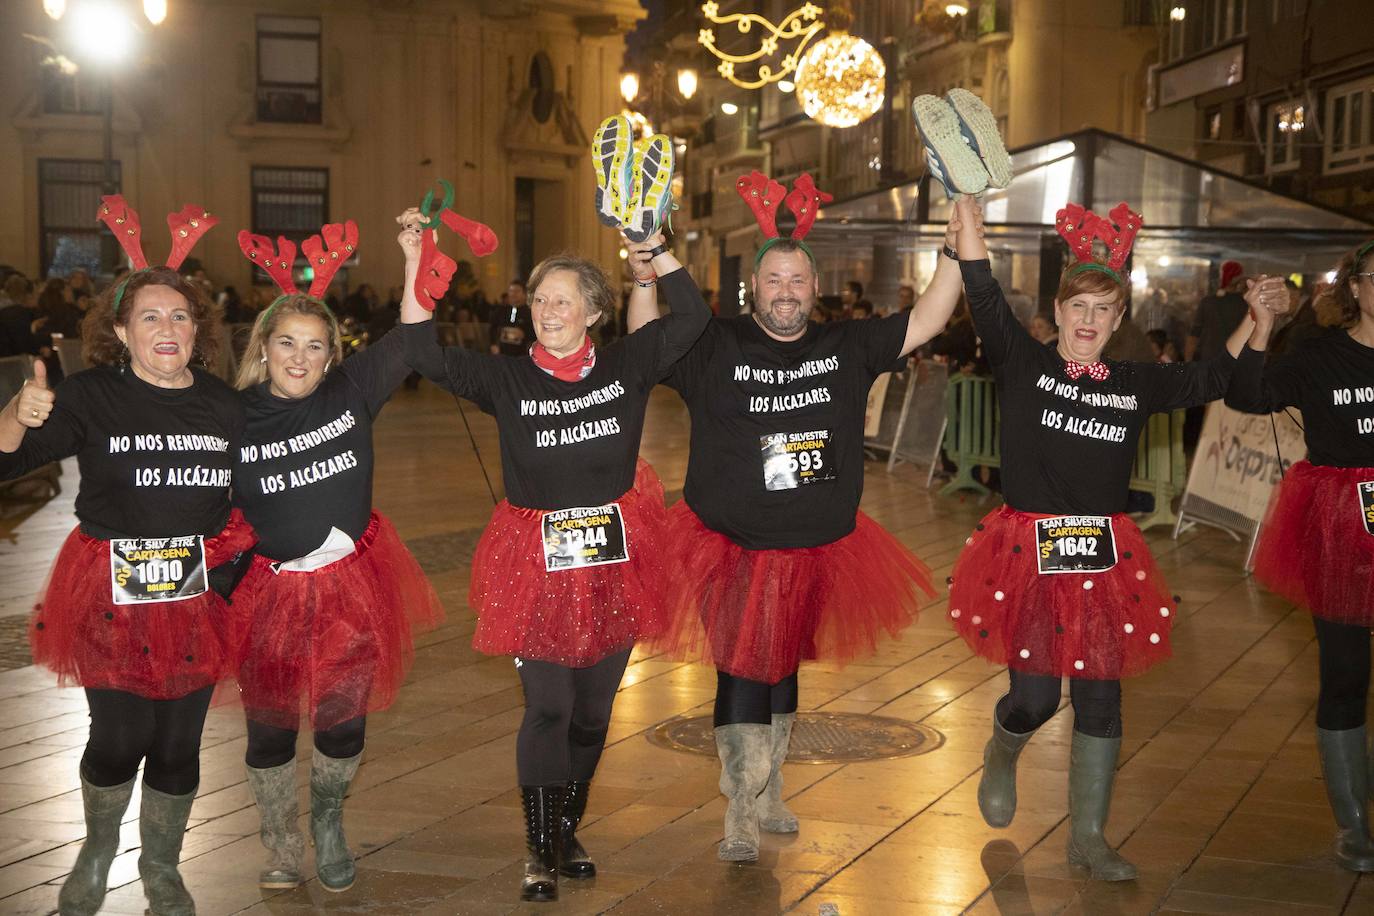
[794,32,885,128]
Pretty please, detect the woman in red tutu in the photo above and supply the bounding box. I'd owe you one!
[632,170,970,862]
[404,206,707,900]
[0,197,252,916]
[1225,239,1374,872]
[230,213,444,892]
[948,196,1281,880]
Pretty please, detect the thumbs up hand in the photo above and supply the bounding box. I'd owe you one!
[14,358,56,429]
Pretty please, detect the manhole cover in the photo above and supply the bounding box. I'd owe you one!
[647,712,944,763]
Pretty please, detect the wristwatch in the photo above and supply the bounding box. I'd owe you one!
[942,243,959,261]
[647,243,670,258]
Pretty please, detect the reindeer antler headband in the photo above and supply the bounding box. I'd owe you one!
[236,220,358,323]
[1054,202,1142,286]
[97,196,218,314]
[737,171,833,267]
[411,179,499,312]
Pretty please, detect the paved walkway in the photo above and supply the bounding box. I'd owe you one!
[0,383,1370,914]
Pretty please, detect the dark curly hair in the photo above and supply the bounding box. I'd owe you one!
[81,267,221,368]
[1320,239,1374,327]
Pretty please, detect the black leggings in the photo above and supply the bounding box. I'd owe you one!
[1313,616,1372,731]
[713,670,799,727]
[244,716,368,769]
[515,647,632,785]
[81,685,214,796]
[996,669,1122,738]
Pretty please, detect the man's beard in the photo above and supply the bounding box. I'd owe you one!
[755,296,810,336]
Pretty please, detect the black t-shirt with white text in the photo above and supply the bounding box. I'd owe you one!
[668,311,909,550]
[406,268,709,509]
[961,259,1241,515]
[234,327,411,561]
[1225,328,1374,468]
[0,366,241,539]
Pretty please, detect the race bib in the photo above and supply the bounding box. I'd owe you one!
[1035,516,1117,575]
[761,430,836,491]
[1359,481,1374,536]
[500,325,527,347]
[110,536,208,605]
[541,504,630,572]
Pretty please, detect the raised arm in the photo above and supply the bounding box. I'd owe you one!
[952,196,1034,367]
[1145,275,1284,412]
[397,218,493,407]
[625,232,662,334]
[0,359,85,480]
[1227,275,1304,415]
[899,197,981,356]
[620,231,710,375]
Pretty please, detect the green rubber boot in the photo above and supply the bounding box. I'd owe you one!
[978,705,1034,829]
[309,749,360,892]
[1316,726,1374,872]
[758,713,799,834]
[245,760,304,888]
[57,775,134,916]
[137,784,197,915]
[1065,732,1137,881]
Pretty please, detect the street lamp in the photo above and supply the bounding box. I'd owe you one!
[620,72,640,105]
[676,68,698,101]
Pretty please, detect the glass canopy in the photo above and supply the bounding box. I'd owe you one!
[809,129,1372,284]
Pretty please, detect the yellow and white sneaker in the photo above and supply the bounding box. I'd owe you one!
[623,134,674,243]
[592,114,634,229]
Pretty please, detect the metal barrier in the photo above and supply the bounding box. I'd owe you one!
[938,374,1188,530]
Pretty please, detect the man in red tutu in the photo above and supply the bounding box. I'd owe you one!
[1225,238,1374,872]
[632,170,975,861]
[944,195,1284,880]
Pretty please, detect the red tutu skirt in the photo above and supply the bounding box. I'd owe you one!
[948,506,1175,679]
[1252,461,1374,626]
[468,459,668,667]
[237,512,444,731]
[28,510,257,699]
[656,504,934,683]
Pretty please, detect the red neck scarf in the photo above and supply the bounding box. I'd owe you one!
[530,336,595,382]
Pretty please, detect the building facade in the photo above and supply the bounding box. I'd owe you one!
[0,0,642,297]
[1146,0,1374,222]
[640,0,1160,312]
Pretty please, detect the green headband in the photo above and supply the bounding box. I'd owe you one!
[754,236,817,268]
[1355,239,1374,266]
[262,293,337,326]
[112,267,153,316]
[1066,262,1126,286]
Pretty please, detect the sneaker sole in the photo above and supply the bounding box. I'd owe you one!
[947,88,1013,188]
[592,116,632,228]
[911,95,988,197]
[624,135,674,242]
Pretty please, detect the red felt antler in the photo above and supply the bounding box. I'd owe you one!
[784,172,833,242]
[736,171,787,239]
[98,195,149,270]
[438,210,499,258]
[302,221,358,299]
[413,229,457,312]
[165,205,218,271]
[237,231,299,295]
[1102,202,1143,271]
[1055,203,1102,264]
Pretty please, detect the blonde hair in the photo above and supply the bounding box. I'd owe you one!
[234,294,343,389]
